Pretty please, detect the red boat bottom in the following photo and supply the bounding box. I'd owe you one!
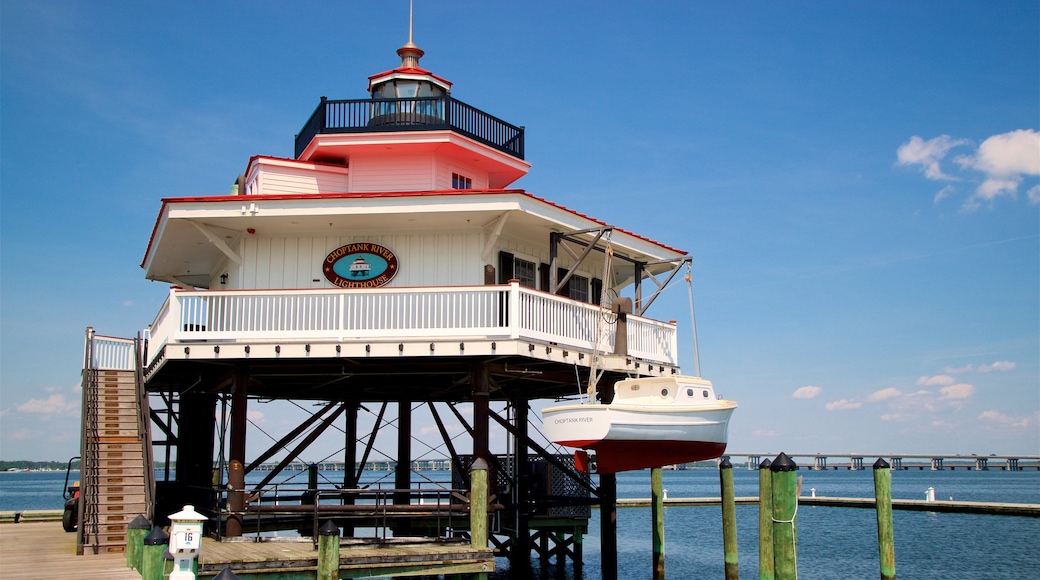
[555,439,728,474]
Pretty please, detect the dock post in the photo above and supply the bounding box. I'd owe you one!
[651,466,665,579]
[758,458,774,580]
[470,458,490,580]
[873,458,896,580]
[770,453,798,580]
[719,457,738,580]
[125,513,150,570]
[317,520,341,580]
[141,526,170,580]
[600,473,619,580]
[226,459,245,538]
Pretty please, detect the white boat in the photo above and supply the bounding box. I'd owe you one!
[542,375,737,474]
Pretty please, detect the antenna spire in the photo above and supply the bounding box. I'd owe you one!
[397,0,424,68]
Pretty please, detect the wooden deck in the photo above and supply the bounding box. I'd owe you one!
[0,520,495,579]
[0,521,139,579]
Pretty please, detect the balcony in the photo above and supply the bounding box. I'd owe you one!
[144,283,677,377]
[294,96,525,160]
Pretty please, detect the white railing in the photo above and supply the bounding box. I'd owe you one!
[87,333,137,371]
[146,283,677,366]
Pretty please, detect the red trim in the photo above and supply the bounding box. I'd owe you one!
[141,189,687,268]
[367,66,453,89]
[555,439,728,474]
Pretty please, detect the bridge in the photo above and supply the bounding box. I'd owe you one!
[718,453,1040,471]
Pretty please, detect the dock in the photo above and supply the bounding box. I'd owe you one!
[0,518,494,578]
[614,496,1040,517]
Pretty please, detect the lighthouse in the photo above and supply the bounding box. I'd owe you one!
[82,15,692,574]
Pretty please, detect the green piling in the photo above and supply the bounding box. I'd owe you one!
[651,466,665,579]
[770,453,798,580]
[317,520,341,580]
[758,458,774,580]
[470,457,490,580]
[719,457,739,580]
[873,458,896,580]
[140,526,169,580]
[125,514,150,570]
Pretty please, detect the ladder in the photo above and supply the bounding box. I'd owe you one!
[78,328,154,555]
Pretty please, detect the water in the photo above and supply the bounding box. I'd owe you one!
[3,468,1038,579]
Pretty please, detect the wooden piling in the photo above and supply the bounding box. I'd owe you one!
[600,473,619,580]
[141,526,169,580]
[770,453,798,580]
[317,520,341,580]
[651,466,665,579]
[758,458,774,580]
[720,457,739,580]
[226,459,245,538]
[125,513,150,570]
[470,458,489,580]
[873,458,896,580]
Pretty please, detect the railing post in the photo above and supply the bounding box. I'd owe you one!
[508,282,521,339]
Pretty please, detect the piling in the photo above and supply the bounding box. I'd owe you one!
[758,458,774,580]
[470,457,490,580]
[719,457,738,580]
[770,453,798,580]
[873,458,896,580]
[317,520,341,580]
[651,466,665,579]
[141,526,170,580]
[125,513,150,570]
[226,459,245,537]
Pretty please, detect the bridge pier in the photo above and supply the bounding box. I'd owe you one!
[974,457,989,471]
[814,456,828,471]
[931,457,944,471]
[747,455,760,470]
[1006,458,1019,471]
[889,457,902,470]
[849,456,864,470]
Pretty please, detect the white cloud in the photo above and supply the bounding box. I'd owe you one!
[978,360,1015,373]
[1028,184,1040,204]
[942,364,973,375]
[825,399,861,411]
[917,374,955,387]
[897,135,969,180]
[933,184,956,205]
[978,410,1032,429]
[939,383,975,400]
[792,385,823,399]
[867,388,902,402]
[16,393,79,416]
[956,129,1040,207]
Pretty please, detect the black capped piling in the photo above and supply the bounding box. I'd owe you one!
[758,458,774,580]
[125,513,150,570]
[719,457,739,580]
[214,567,242,580]
[770,453,798,580]
[317,520,341,580]
[141,526,170,580]
[873,458,896,580]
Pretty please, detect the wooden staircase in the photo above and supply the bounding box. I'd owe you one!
[78,329,154,555]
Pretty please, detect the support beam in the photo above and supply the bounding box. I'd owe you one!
[600,474,618,580]
[395,400,412,506]
[472,364,490,462]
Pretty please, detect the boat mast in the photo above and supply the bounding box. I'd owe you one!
[586,231,614,401]
[685,262,701,378]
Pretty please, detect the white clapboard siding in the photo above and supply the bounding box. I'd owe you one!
[246,158,349,195]
[240,231,486,289]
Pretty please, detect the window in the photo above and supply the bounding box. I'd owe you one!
[568,274,589,302]
[498,251,537,289]
[452,173,472,189]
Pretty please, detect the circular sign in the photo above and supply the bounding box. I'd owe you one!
[323,243,399,288]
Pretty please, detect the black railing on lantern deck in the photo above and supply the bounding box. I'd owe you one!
[294,96,525,160]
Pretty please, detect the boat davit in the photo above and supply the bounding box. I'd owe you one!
[542,375,737,474]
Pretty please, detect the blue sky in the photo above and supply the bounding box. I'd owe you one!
[2,2,1038,462]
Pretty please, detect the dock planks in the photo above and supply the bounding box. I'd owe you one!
[0,521,140,579]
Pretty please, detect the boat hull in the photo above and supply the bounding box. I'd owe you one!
[542,402,735,474]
